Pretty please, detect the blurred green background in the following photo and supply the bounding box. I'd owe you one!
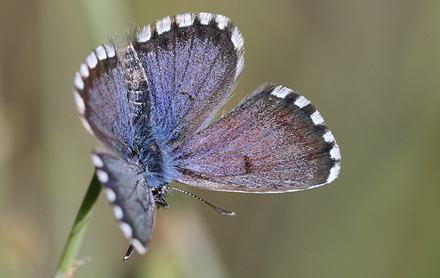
[1,0,440,277]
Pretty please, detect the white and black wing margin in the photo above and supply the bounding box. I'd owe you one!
[175,84,341,193]
[92,152,156,254]
[131,12,245,147]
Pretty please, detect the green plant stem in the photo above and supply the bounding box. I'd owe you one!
[54,174,101,278]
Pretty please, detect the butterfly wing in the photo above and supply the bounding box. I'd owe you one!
[73,44,138,159]
[175,84,341,192]
[74,44,160,253]
[92,152,156,254]
[131,12,244,147]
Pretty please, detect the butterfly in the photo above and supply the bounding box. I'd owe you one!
[73,12,341,260]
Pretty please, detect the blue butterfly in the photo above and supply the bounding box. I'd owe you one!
[73,12,341,259]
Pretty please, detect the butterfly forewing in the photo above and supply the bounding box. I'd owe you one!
[175,84,341,192]
[74,45,137,159]
[131,12,244,146]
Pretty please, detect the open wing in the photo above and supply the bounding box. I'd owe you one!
[92,152,156,254]
[73,43,152,160]
[131,12,245,147]
[175,84,341,193]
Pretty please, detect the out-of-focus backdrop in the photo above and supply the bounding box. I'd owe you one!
[1,0,439,277]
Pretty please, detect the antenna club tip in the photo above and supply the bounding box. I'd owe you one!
[219,210,236,216]
[123,244,135,261]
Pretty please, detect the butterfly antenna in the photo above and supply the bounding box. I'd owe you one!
[169,186,236,216]
[123,244,134,262]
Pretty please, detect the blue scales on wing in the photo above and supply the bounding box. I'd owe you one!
[131,12,244,148]
[74,44,136,159]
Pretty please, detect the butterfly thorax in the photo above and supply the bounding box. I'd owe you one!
[131,136,174,209]
[129,130,176,190]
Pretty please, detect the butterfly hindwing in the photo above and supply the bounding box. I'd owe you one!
[131,12,245,146]
[175,84,341,192]
[92,152,156,254]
